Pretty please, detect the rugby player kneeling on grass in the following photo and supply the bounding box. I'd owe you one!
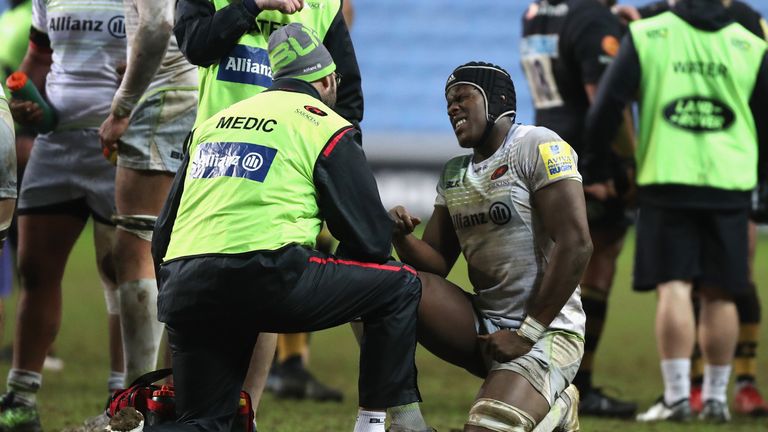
[389,62,592,432]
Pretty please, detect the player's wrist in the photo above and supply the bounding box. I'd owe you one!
[515,315,546,345]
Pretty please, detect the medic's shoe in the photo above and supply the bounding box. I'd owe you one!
[387,427,437,432]
[579,387,636,418]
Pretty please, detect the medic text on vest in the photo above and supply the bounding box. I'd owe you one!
[217,116,277,132]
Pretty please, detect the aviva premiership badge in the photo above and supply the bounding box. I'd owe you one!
[538,141,576,180]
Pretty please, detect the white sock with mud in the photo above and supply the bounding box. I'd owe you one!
[7,369,42,407]
[353,409,385,432]
[388,402,428,430]
[119,279,164,385]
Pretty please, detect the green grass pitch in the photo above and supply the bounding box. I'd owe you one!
[2,224,767,431]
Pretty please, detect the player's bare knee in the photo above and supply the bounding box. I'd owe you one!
[466,398,536,432]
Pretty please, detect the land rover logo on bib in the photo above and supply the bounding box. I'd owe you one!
[663,96,735,132]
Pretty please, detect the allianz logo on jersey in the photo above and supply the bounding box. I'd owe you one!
[48,15,125,38]
[217,45,273,87]
[190,142,278,183]
[451,202,512,229]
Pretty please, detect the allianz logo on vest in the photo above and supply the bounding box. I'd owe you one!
[218,45,273,87]
[190,142,278,183]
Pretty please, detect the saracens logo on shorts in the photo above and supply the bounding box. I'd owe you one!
[217,45,273,87]
[190,142,278,183]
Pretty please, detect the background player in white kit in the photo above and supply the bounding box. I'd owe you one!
[390,62,592,432]
[0,88,16,252]
[98,0,197,391]
[0,0,126,430]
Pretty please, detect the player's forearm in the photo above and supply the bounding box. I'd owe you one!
[112,2,173,117]
[174,0,258,67]
[21,29,53,93]
[526,232,592,327]
[323,8,363,128]
[392,235,452,277]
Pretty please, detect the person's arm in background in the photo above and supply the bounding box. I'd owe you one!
[342,0,354,28]
[583,33,640,185]
[314,127,392,263]
[752,52,768,183]
[10,0,52,127]
[174,0,303,67]
[99,0,173,154]
[568,3,636,197]
[322,4,363,130]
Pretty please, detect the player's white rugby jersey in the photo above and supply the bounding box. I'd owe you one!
[0,87,12,132]
[435,124,586,336]
[124,0,196,93]
[33,0,126,129]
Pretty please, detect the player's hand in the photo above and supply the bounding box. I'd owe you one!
[478,330,534,363]
[584,180,617,201]
[611,5,641,25]
[9,99,43,126]
[99,113,130,164]
[388,205,421,237]
[254,0,304,14]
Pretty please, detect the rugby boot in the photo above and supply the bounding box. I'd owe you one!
[273,366,343,402]
[689,384,703,414]
[578,387,636,418]
[555,384,580,432]
[734,382,768,416]
[0,392,41,432]
[699,399,731,423]
[105,407,143,432]
[635,396,691,422]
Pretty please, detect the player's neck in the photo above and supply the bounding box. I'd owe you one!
[472,119,512,163]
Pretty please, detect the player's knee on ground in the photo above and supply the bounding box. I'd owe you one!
[112,214,157,242]
[466,398,536,432]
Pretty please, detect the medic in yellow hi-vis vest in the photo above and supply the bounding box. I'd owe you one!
[151,24,425,432]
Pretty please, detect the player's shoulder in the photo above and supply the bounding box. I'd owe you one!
[730,1,767,41]
[731,1,761,21]
[439,153,472,184]
[565,0,615,23]
[512,124,566,148]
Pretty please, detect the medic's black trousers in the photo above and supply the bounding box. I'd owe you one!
[148,244,422,432]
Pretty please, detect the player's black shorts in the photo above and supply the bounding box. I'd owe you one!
[633,205,750,295]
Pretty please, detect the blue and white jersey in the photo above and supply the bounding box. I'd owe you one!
[435,124,586,336]
[33,0,126,129]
